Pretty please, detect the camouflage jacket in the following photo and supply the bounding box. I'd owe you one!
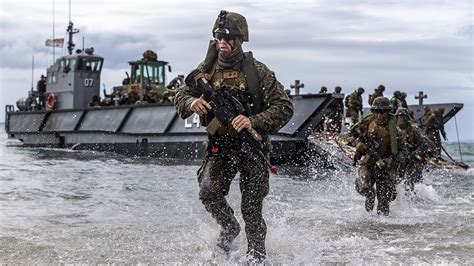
[174,56,293,136]
[397,124,425,162]
[424,113,446,138]
[368,91,383,106]
[327,95,344,117]
[346,91,363,110]
[352,114,398,161]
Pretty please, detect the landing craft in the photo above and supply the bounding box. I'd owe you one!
[3,22,465,168]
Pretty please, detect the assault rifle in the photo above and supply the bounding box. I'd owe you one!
[185,69,278,174]
[351,127,386,169]
[353,126,398,202]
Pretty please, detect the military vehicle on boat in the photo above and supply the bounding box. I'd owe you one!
[3,22,465,167]
[102,49,179,106]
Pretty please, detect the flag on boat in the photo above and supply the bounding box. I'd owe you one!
[45,38,64,47]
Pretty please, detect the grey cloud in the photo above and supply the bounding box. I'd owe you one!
[1,0,472,139]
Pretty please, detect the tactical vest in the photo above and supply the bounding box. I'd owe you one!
[199,40,263,115]
[359,114,398,155]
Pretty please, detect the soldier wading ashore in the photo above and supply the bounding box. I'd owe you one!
[174,10,293,262]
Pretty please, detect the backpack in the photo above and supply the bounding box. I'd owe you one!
[344,95,350,108]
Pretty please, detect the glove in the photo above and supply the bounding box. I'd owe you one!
[376,159,385,169]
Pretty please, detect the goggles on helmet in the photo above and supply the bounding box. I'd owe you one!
[214,32,236,42]
[372,109,389,114]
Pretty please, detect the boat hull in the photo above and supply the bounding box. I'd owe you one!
[5,94,333,165]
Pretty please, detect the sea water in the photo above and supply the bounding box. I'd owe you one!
[0,127,472,263]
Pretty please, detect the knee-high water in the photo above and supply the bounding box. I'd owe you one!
[0,129,472,263]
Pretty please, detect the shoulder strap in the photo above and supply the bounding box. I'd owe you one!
[201,40,218,74]
[242,51,263,114]
[388,114,398,155]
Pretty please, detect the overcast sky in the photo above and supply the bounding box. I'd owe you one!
[0,0,472,140]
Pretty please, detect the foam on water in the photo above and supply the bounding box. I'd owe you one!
[0,130,473,263]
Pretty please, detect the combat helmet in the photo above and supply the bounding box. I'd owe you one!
[213,10,249,42]
[142,50,158,61]
[371,96,391,111]
[357,87,365,94]
[395,107,410,117]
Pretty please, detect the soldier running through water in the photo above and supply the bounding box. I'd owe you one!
[351,97,398,215]
[174,10,293,262]
[395,108,432,192]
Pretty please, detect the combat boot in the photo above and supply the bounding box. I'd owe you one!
[246,248,265,263]
[365,188,375,212]
[377,199,390,216]
[216,221,241,252]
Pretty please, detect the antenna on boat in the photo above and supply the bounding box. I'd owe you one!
[66,0,80,55]
[52,0,56,62]
[66,22,80,55]
[69,0,71,22]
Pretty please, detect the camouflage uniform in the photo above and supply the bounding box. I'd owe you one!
[126,90,140,105]
[174,10,293,261]
[422,106,431,125]
[315,86,329,131]
[395,108,429,191]
[424,108,447,157]
[400,92,408,108]
[88,94,101,107]
[390,91,402,114]
[345,87,364,125]
[352,97,398,215]
[144,90,158,103]
[325,86,344,133]
[368,84,385,106]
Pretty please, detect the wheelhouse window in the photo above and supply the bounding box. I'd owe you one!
[77,58,103,72]
[46,71,57,83]
[64,58,75,73]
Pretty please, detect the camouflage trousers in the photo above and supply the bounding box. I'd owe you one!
[347,108,360,125]
[355,163,396,215]
[427,130,442,157]
[398,159,424,192]
[197,137,269,257]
